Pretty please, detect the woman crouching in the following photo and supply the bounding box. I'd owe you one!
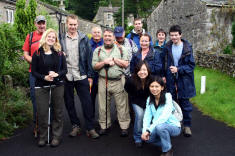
[32,28,67,147]
[141,76,181,156]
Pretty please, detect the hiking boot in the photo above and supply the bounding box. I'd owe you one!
[183,126,192,137]
[38,140,46,147]
[69,126,81,137]
[50,139,60,147]
[86,129,99,139]
[120,129,128,137]
[99,128,107,135]
[161,148,173,156]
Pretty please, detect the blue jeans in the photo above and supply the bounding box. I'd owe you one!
[132,104,144,143]
[29,73,37,123]
[146,123,181,152]
[178,98,192,127]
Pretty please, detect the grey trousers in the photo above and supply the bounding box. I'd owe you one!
[35,85,64,141]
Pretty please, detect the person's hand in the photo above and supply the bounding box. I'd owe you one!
[103,58,113,65]
[170,66,178,74]
[162,77,166,83]
[49,71,59,77]
[141,131,150,141]
[44,75,53,81]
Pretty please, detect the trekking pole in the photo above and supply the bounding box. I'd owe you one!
[47,84,52,145]
[104,65,110,130]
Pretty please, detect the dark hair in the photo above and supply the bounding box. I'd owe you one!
[169,25,182,35]
[132,61,151,90]
[148,76,166,108]
[156,28,167,37]
[134,18,142,24]
[140,33,151,42]
[104,28,114,34]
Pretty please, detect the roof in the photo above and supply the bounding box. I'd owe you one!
[201,0,233,5]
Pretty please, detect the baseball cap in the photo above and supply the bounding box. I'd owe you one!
[114,26,124,37]
[35,15,46,23]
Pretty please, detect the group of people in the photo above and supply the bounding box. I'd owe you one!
[22,14,196,156]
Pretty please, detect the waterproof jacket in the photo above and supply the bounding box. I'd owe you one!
[130,47,163,76]
[89,37,104,84]
[60,30,94,78]
[89,37,104,52]
[126,29,153,50]
[163,39,196,99]
[32,47,67,87]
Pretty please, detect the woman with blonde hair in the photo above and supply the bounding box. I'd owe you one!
[32,28,67,147]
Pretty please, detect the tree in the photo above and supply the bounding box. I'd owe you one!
[14,0,37,40]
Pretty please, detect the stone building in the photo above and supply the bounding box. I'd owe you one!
[147,0,234,54]
[0,0,16,24]
[0,0,102,35]
[93,3,120,28]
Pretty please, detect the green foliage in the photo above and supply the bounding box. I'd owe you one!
[223,45,232,54]
[67,0,97,20]
[192,67,235,127]
[38,9,58,31]
[14,0,37,40]
[0,88,32,139]
[232,21,235,48]
[125,25,134,35]
[0,24,22,80]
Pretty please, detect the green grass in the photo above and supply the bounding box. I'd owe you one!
[192,67,235,127]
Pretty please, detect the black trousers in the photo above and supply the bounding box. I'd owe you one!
[64,78,95,130]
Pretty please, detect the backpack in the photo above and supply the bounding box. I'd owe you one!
[172,100,183,122]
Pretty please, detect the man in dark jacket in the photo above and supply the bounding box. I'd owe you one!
[60,14,99,139]
[126,18,153,49]
[89,26,103,117]
[163,25,196,137]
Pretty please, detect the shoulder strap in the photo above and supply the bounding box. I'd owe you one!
[128,39,133,47]
[98,47,102,56]
[130,32,134,40]
[29,32,33,56]
[58,52,63,70]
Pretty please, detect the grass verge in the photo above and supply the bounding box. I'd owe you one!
[192,67,235,127]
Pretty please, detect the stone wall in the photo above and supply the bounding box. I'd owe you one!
[196,51,235,77]
[147,0,234,54]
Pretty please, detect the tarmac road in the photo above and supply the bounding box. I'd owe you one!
[0,95,235,156]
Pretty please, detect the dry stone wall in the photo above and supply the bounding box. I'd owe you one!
[196,51,235,77]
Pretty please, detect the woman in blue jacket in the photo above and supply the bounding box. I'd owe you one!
[130,34,163,77]
[141,76,181,156]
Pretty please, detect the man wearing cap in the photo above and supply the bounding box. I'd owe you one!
[92,28,131,137]
[22,15,46,137]
[114,26,138,76]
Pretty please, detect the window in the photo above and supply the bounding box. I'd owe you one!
[107,14,112,20]
[6,9,14,24]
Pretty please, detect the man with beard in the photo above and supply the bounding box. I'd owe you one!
[92,28,131,137]
[114,26,138,76]
[60,14,99,139]
[127,18,153,49]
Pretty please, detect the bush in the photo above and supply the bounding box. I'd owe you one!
[0,24,23,82]
[223,45,232,54]
[0,87,32,139]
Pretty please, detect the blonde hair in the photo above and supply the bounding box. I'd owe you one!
[39,28,61,52]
